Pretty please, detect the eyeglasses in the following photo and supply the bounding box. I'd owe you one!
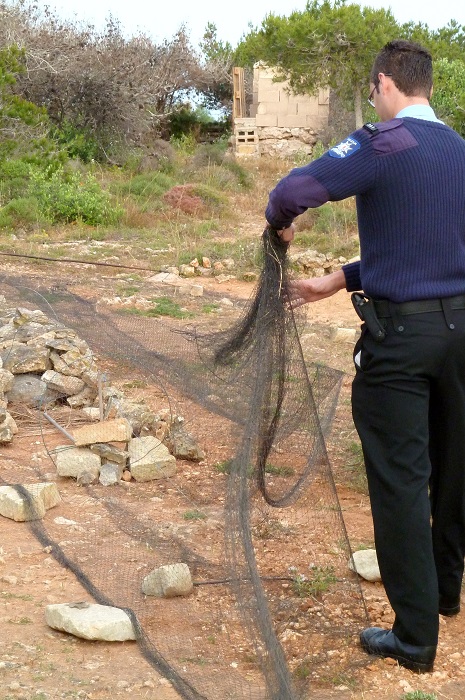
[368,73,393,108]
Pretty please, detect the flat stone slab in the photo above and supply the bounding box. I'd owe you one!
[0,482,61,521]
[45,602,136,641]
[72,418,132,446]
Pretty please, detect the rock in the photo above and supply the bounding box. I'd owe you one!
[128,436,176,481]
[142,563,193,598]
[201,257,211,268]
[99,463,122,486]
[76,470,99,486]
[1,343,50,374]
[0,411,18,443]
[81,407,101,421]
[332,328,358,344]
[13,308,51,326]
[215,274,235,284]
[148,272,184,286]
[44,603,136,641]
[72,418,132,446]
[221,258,235,270]
[89,443,129,465]
[7,374,58,407]
[0,482,61,521]
[179,264,196,278]
[0,368,14,393]
[66,386,97,408]
[42,369,85,396]
[49,349,96,378]
[349,549,381,582]
[189,284,203,297]
[165,418,205,462]
[53,445,101,479]
[112,399,157,435]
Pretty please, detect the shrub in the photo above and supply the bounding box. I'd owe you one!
[29,168,122,225]
[115,172,175,199]
[0,197,41,228]
[49,121,99,162]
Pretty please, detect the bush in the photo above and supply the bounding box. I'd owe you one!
[114,172,175,199]
[29,168,122,225]
[49,121,99,163]
[0,197,41,228]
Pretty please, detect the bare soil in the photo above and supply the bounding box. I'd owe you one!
[1,268,465,700]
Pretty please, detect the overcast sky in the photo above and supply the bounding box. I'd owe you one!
[40,0,465,47]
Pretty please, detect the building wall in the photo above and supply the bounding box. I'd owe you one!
[250,63,329,131]
[233,64,329,157]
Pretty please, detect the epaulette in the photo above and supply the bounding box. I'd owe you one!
[363,122,379,136]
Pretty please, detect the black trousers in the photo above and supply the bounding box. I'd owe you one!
[352,306,465,647]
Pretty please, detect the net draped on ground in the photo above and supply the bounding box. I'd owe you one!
[0,229,368,699]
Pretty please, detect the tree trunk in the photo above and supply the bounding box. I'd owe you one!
[354,86,363,130]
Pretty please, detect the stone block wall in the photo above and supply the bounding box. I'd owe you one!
[234,63,329,158]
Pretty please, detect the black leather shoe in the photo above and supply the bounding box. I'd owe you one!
[439,596,460,617]
[360,627,436,673]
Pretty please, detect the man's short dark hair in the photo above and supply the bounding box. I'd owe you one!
[371,40,433,98]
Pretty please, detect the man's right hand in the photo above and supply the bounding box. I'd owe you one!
[286,269,346,308]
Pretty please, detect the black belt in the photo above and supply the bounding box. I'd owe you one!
[374,294,465,318]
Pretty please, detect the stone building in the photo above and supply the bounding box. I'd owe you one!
[233,64,329,158]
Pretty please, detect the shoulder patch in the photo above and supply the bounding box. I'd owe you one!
[363,122,379,135]
[329,137,361,159]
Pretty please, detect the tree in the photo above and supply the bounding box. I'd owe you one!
[0,2,207,158]
[0,43,48,157]
[235,0,400,129]
[431,58,465,136]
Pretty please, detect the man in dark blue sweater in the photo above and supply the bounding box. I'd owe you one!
[266,40,465,673]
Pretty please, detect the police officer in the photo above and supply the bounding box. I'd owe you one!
[265,40,465,673]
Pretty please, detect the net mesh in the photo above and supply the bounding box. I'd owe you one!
[0,228,368,699]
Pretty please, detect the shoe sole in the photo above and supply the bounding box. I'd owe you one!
[439,605,460,617]
[360,638,434,673]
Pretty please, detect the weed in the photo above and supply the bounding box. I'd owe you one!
[122,380,147,389]
[341,441,368,494]
[265,463,295,477]
[400,693,437,700]
[214,459,233,474]
[116,284,141,297]
[202,303,220,313]
[123,296,193,320]
[1,591,33,601]
[290,565,337,598]
[8,616,33,624]
[183,510,206,521]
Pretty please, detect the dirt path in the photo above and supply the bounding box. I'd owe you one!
[1,275,465,700]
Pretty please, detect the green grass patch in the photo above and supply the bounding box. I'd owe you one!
[183,510,206,521]
[122,297,194,320]
[113,171,175,199]
[401,693,438,700]
[290,565,337,598]
[202,303,220,314]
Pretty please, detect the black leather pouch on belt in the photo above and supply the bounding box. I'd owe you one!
[351,292,386,343]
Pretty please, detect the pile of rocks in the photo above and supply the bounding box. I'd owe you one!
[289,249,351,277]
[0,303,205,488]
